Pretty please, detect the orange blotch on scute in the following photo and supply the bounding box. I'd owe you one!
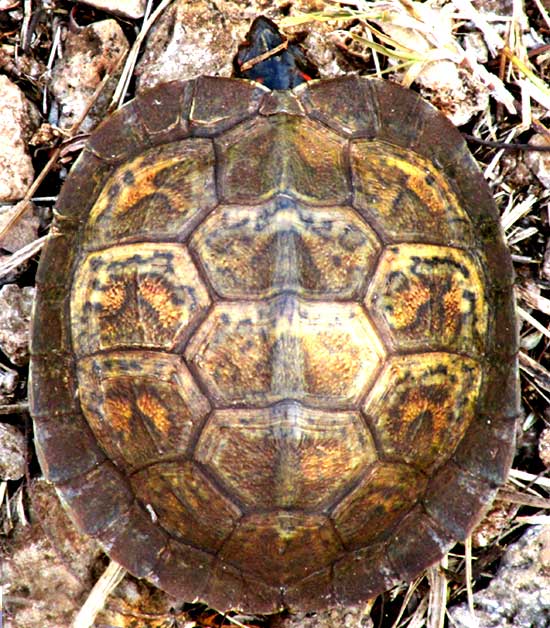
[138,278,181,329]
[443,278,461,335]
[390,280,431,329]
[400,387,450,437]
[103,395,133,434]
[137,391,171,435]
[102,281,126,312]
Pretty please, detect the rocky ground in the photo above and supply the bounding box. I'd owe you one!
[1,0,550,627]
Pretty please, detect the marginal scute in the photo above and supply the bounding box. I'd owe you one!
[189,76,268,135]
[150,540,214,601]
[282,568,334,612]
[365,243,488,355]
[190,197,381,300]
[33,412,106,483]
[299,75,378,137]
[134,79,193,142]
[56,462,133,537]
[84,139,217,248]
[34,232,77,289]
[386,505,454,581]
[368,79,426,149]
[30,291,70,355]
[77,351,210,471]
[186,296,385,407]
[196,401,377,510]
[106,503,169,578]
[219,511,343,586]
[29,354,79,418]
[203,559,282,615]
[333,543,398,606]
[454,415,517,485]
[55,149,113,221]
[423,462,497,539]
[477,219,515,289]
[87,100,149,163]
[363,353,482,469]
[486,287,519,357]
[477,355,520,421]
[71,242,211,355]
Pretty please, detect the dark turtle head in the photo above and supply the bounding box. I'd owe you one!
[234,16,319,90]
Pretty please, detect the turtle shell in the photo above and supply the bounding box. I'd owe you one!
[30,74,518,613]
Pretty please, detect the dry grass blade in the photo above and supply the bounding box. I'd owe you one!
[390,577,423,627]
[509,468,550,490]
[222,614,256,628]
[0,235,47,281]
[501,194,538,232]
[502,46,550,109]
[239,40,290,72]
[464,536,477,626]
[519,351,550,393]
[532,0,550,31]
[402,592,429,628]
[71,560,127,628]
[0,480,7,513]
[451,0,504,54]
[281,7,366,26]
[517,306,550,342]
[516,283,550,316]
[498,487,550,509]
[0,402,29,415]
[427,560,448,628]
[112,0,178,108]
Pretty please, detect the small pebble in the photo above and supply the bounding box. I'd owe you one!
[526,134,550,189]
[0,423,26,480]
[0,284,35,366]
[0,75,39,202]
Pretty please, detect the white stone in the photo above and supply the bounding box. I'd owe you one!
[0,76,38,202]
[50,19,129,132]
[526,134,550,189]
[0,284,34,366]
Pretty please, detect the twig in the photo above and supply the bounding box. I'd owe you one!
[72,560,127,628]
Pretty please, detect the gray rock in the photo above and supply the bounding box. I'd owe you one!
[0,75,39,202]
[0,284,34,366]
[3,478,100,628]
[136,0,250,91]
[50,19,129,132]
[0,365,18,404]
[0,423,26,480]
[449,525,550,628]
[0,201,39,253]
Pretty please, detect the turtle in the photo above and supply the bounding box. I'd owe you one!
[30,16,518,613]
